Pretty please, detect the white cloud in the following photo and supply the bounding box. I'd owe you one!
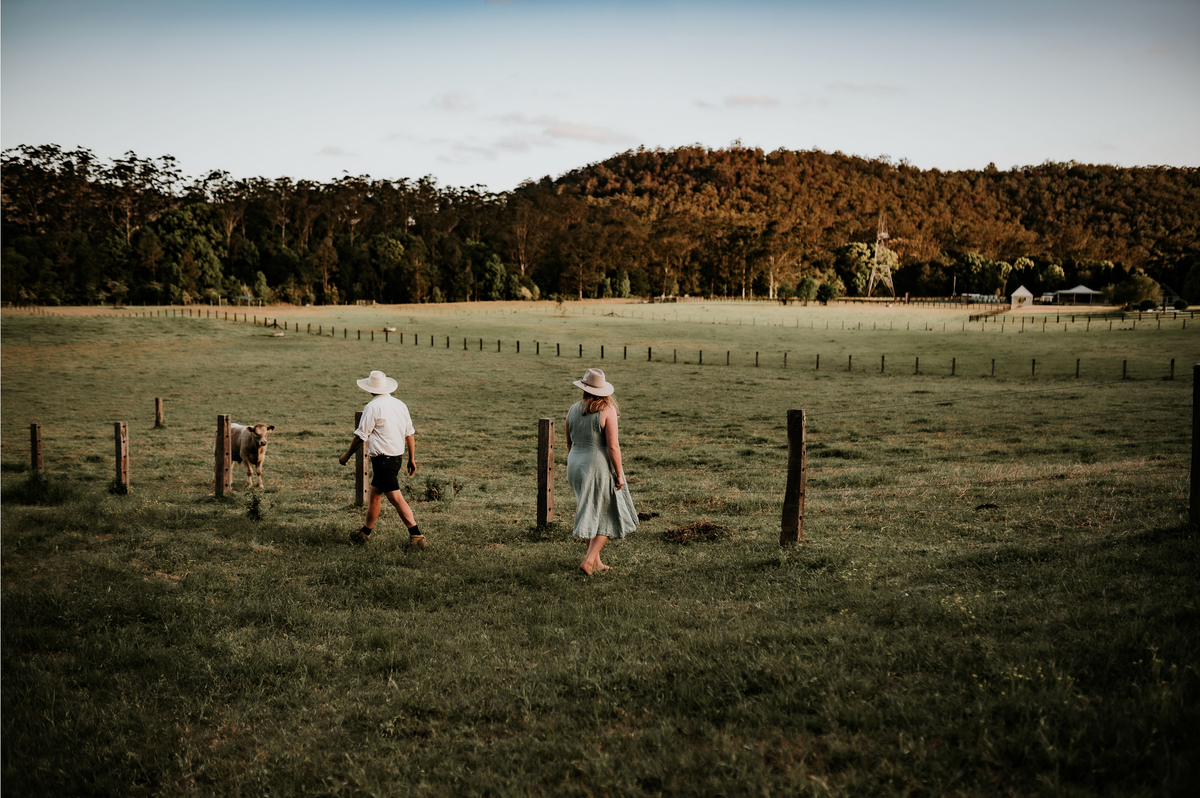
[493,112,634,145]
[430,92,474,112]
[543,123,632,144]
[726,94,779,107]
[827,82,903,96]
[317,145,350,156]
[496,134,553,152]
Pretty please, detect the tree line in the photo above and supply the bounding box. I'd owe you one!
[3,143,1198,308]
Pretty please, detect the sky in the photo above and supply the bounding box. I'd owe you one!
[3,0,1198,192]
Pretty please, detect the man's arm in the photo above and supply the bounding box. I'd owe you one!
[339,435,363,466]
[406,434,417,475]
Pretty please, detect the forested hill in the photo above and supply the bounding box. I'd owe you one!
[3,143,1198,307]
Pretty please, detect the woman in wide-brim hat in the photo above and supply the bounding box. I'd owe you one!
[565,368,638,575]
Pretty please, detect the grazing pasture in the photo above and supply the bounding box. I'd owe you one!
[3,301,1198,797]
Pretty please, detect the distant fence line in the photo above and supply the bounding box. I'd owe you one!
[12,304,1193,381]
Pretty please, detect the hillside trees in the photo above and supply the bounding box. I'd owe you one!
[3,144,1197,306]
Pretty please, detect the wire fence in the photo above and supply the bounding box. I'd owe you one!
[3,312,1194,535]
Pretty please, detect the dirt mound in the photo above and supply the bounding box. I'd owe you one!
[663,520,729,544]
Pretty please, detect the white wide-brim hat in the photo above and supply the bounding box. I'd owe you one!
[357,370,397,394]
[573,368,614,397]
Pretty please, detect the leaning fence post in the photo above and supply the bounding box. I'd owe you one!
[354,411,368,506]
[780,409,807,546]
[215,415,231,497]
[537,418,555,525]
[114,421,129,494]
[30,423,43,474]
[155,398,165,428]
[1192,365,1200,526]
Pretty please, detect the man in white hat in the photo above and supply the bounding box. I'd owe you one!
[338,370,426,548]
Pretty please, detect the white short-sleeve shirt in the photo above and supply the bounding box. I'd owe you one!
[355,394,415,457]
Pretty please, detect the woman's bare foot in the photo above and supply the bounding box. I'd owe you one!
[597,562,612,571]
[579,561,595,576]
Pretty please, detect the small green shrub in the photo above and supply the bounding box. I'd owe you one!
[248,491,268,520]
[1174,299,1189,310]
[424,475,464,503]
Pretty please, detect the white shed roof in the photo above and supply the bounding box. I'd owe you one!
[1056,285,1101,295]
[1011,285,1034,297]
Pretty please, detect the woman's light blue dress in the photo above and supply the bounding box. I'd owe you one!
[566,402,638,540]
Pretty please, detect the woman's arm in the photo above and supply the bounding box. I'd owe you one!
[601,406,624,490]
[565,408,573,454]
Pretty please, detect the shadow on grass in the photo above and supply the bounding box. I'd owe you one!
[1,473,90,505]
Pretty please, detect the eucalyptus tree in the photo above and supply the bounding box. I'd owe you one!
[1,144,100,236]
[97,151,183,246]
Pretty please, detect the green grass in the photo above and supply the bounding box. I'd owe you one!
[2,302,1199,796]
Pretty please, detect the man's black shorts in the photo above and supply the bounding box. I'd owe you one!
[370,454,405,492]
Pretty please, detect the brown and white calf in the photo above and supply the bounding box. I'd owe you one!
[219,423,275,489]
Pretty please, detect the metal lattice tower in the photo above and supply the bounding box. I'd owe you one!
[867,211,895,297]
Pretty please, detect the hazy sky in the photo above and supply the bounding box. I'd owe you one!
[3,0,1198,192]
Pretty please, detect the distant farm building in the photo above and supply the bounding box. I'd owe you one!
[1052,285,1104,305]
[1010,285,1034,308]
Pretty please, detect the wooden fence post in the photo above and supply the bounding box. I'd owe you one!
[155,397,165,428]
[780,409,807,546]
[354,411,368,506]
[114,421,129,494]
[1192,365,1199,526]
[30,423,43,474]
[215,414,232,497]
[537,418,555,525]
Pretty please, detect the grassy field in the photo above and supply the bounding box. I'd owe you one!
[2,300,1199,797]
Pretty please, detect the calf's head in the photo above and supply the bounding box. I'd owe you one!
[245,424,275,463]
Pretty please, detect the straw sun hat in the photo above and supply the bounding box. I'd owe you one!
[573,368,614,397]
[356,370,397,394]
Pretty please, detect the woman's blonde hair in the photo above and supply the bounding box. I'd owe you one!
[581,392,618,416]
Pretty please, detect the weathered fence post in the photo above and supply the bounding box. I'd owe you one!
[30,423,43,474]
[780,409,807,546]
[1192,365,1199,526]
[114,421,129,494]
[155,397,165,428]
[1076,359,1081,378]
[214,415,231,497]
[354,411,369,506]
[537,418,555,525]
